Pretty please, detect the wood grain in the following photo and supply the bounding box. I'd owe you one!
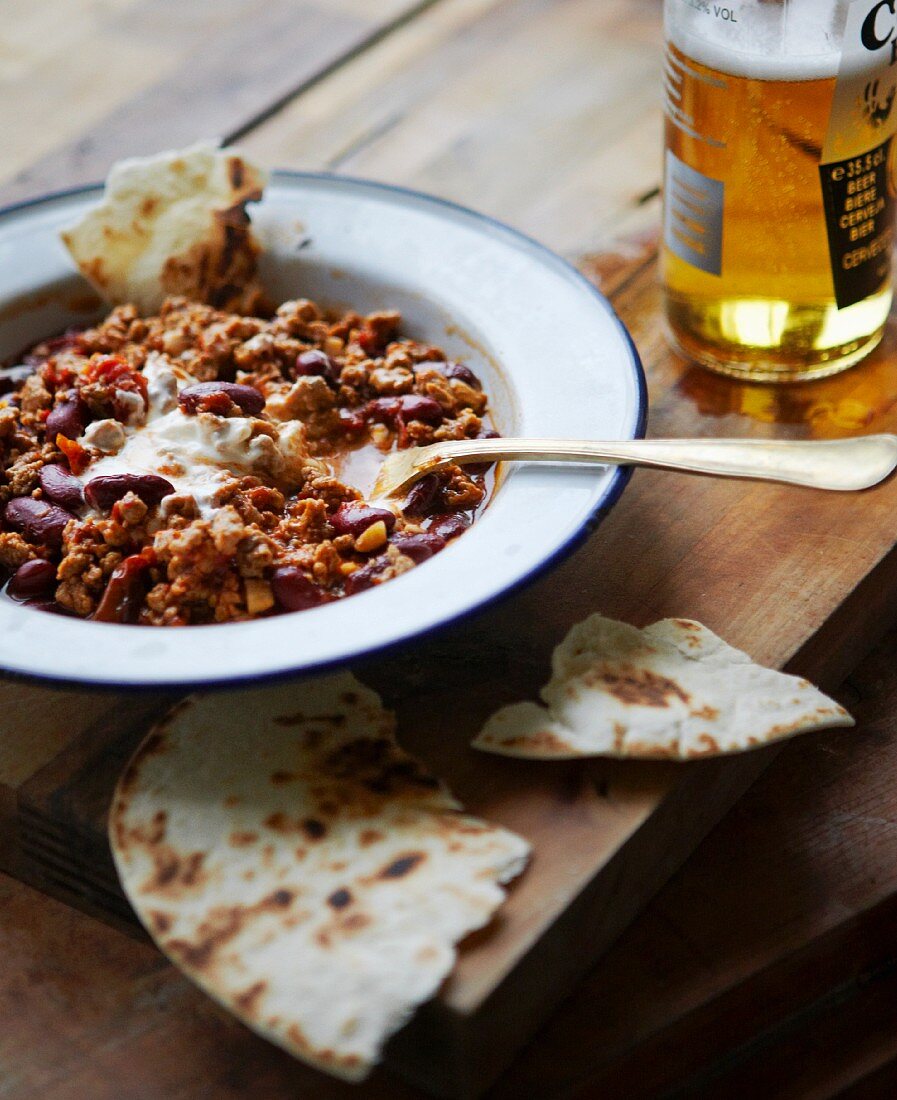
[0,0,437,205]
[5,630,897,1099]
[240,0,665,254]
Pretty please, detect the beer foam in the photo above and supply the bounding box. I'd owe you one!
[668,0,844,82]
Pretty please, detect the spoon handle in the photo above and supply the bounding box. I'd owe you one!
[419,435,897,491]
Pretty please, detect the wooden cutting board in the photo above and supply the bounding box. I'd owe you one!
[2,234,897,1097]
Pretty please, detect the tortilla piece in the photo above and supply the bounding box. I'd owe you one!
[472,616,853,760]
[109,672,529,1082]
[61,141,268,314]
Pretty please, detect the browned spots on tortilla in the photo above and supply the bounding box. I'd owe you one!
[673,619,698,630]
[316,910,371,948]
[138,196,158,219]
[327,888,352,910]
[234,979,267,1016]
[341,692,358,705]
[342,912,370,932]
[228,156,245,190]
[262,812,327,840]
[229,831,258,847]
[501,729,572,753]
[165,890,294,972]
[223,794,241,808]
[302,817,327,840]
[286,1024,308,1049]
[325,736,390,775]
[142,848,206,895]
[82,257,109,291]
[111,814,128,853]
[379,852,425,880]
[764,717,826,740]
[359,828,384,847]
[614,722,627,751]
[167,936,216,970]
[690,705,719,720]
[690,734,721,756]
[270,771,297,785]
[417,944,440,963]
[295,847,307,860]
[623,741,677,759]
[149,910,172,934]
[584,665,690,708]
[284,1024,360,1070]
[122,808,168,850]
[439,818,488,836]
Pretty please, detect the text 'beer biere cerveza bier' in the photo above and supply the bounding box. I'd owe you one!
[662,0,897,381]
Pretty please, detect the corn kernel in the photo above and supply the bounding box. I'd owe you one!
[244,578,275,614]
[354,520,388,554]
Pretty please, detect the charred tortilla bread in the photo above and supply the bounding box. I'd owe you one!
[61,141,267,314]
[109,672,529,1082]
[472,616,853,760]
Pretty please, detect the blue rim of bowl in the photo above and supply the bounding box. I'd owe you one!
[0,170,649,693]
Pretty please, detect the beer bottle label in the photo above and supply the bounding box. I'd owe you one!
[664,150,724,276]
[819,0,897,309]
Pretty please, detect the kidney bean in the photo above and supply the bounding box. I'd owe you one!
[93,554,152,624]
[427,513,471,541]
[390,532,446,563]
[271,566,330,612]
[294,349,339,385]
[39,464,85,510]
[401,473,440,517]
[330,502,397,538]
[85,473,174,511]
[416,359,482,389]
[0,363,35,396]
[338,408,367,434]
[365,395,443,426]
[7,559,56,601]
[178,381,265,417]
[343,556,389,595]
[4,497,75,548]
[46,392,86,440]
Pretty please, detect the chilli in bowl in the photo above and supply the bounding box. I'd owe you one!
[0,297,495,624]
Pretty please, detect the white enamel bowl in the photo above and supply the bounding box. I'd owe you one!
[0,173,646,688]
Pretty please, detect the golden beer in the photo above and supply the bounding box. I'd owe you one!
[663,31,896,381]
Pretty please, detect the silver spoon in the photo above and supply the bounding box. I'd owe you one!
[373,434,897,497]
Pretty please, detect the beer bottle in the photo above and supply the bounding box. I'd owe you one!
[663,0,897,381]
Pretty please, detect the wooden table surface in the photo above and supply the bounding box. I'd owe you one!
[3,1,897,1096]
